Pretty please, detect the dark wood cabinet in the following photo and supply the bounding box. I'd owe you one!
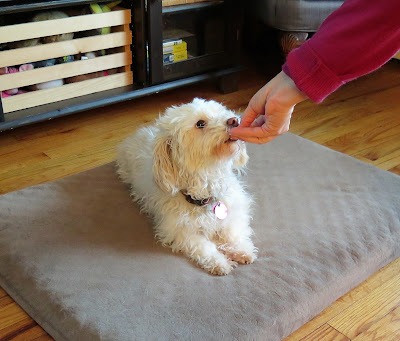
[0,0,242,131]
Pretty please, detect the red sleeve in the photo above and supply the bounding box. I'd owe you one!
[282,0,400,103]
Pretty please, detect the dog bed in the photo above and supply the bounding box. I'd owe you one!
[0,133,399,341]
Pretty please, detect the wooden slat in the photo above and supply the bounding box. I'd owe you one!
[0,10,131,44]
[0,32,131,68]
[2,72,133,113]
[0,52,132,91]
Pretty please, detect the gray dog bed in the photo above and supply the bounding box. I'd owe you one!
[0,133,399,341]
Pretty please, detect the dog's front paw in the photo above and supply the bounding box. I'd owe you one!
[219,242,258,265]
[227,250,257,265]
[210,259,237,276]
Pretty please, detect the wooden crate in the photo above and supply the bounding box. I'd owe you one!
[0,8,133,114]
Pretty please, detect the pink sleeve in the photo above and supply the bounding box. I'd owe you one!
[282,0,400,103]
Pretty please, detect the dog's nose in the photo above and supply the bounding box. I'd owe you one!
[227,117,239,127]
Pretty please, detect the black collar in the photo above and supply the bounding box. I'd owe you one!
[181,191,213,206]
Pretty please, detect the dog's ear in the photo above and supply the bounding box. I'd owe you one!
[153,135,179,194]
[233,141,249,172]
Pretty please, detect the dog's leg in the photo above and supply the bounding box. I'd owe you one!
[218,225,257,265]
[165,230,237,276]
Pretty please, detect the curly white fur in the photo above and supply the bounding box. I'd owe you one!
[116,98,257,275]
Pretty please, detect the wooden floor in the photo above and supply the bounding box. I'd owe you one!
[0,60,399,341]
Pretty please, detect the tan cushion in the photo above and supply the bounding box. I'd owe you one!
[0,133,399,341]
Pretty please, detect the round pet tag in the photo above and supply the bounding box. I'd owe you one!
[213,201,228,220]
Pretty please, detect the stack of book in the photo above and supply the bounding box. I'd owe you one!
[163,39,188,64]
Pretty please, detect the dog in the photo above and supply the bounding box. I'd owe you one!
[116,98,257,275]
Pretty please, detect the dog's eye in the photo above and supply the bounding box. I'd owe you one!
[196,120,207,129]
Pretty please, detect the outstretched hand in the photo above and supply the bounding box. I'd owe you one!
[230,71,308,144]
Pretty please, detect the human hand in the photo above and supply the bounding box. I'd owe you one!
[230,71,308,144]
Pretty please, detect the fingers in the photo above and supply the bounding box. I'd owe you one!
[231,119,289,138]
[238,107,261,128]
[250,115,265,127]
[230,120,290,144]
[230,125,269,138]
[230,126,283,140]
[233,71,306,145]
[232,134,279,144]
[239,85,270,128]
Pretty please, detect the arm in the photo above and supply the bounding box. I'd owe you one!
[230,0,400,143]
[284,0,400,103]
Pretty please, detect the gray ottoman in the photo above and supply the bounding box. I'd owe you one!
[251,0,345,55]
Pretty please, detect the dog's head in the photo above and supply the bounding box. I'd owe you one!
[153,98,248,194]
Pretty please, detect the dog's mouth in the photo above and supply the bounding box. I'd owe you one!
[224,129,238,143]
[224,137,236,143]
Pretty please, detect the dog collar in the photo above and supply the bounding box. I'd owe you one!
[181,191,228,219]
[181,191,214,206]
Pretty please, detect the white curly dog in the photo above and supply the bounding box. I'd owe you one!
[116,98,257,275]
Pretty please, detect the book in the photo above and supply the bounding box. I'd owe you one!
[162,39,183,47]
[163,50,188,64]
[163,41,187,54]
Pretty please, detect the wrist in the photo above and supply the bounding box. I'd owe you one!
[279,70,309,104]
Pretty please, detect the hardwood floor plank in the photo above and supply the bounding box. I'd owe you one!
[299,324,349,341]
[319,62,400,106]
[354,133,400,163]
[0,148,115,194]
[371,148,400,169]
[323,115,400,157]
[0,296,14,309]
[292,83,400,139]
[283,258,400,341]
[291,98,386,139]
[351,305,400,341]
[304,104,399,149]
[328,274,400,339]
[31,335,54,341]
[388,164,400,176]
[11,326,48,341]
[0,288,7,299]
[0,318,39,341]
[0,151,51,179]
[0,301,30,331]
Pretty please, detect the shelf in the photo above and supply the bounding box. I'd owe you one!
[0,0,95,14]
[0,66,243,131]
[162,1,223,14]
[163,52,227,81]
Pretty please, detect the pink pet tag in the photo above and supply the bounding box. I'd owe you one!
[213,201,228,220]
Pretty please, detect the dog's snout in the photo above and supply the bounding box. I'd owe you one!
[227,117,239,127]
